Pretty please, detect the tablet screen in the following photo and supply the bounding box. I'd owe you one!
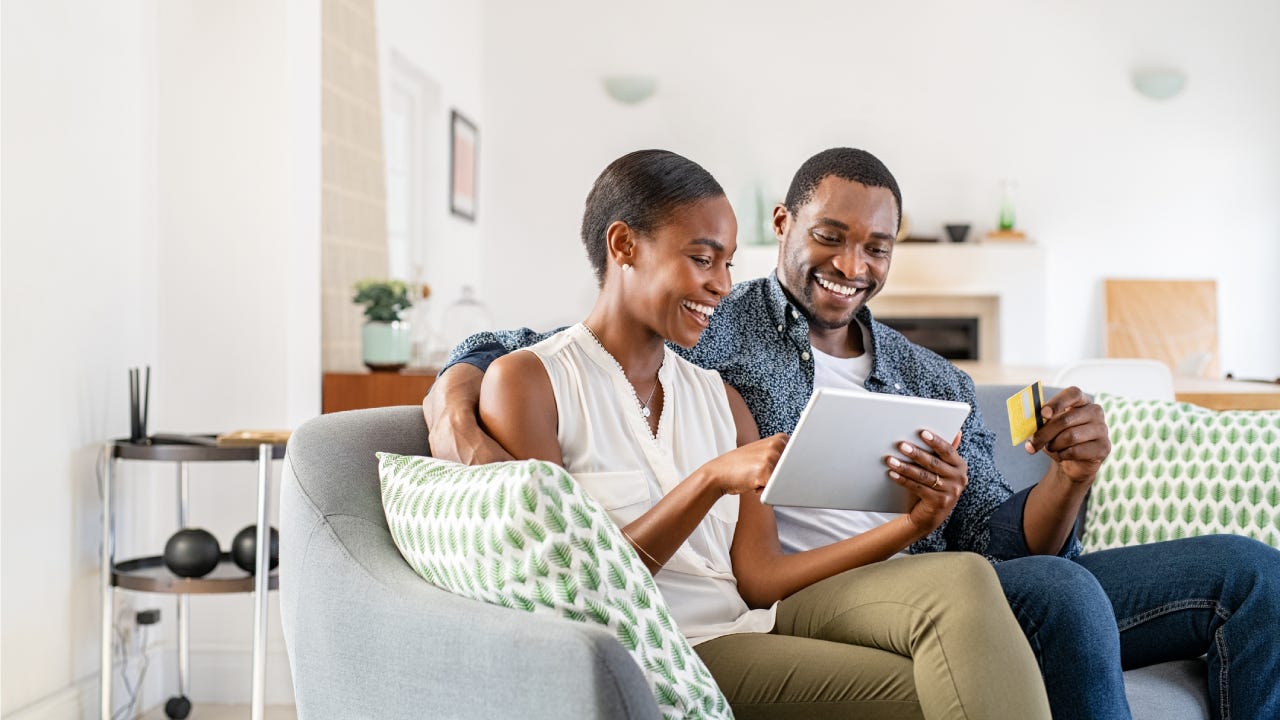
[760,388,971,512]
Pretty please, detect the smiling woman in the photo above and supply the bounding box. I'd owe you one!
[468,149,1053,720]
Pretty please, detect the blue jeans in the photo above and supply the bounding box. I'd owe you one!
[994,535,1280,720]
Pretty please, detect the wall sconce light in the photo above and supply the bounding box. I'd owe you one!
[602,75,657,105]
[1132,68,1187,100]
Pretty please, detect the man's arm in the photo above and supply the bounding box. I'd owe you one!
[917,368,1083,561]
[423,363,513,464]
[422,327,562,463]
[978,387,1110,560]
[1018,387,1110,554]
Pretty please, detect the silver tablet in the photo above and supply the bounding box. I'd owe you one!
[760,388,972,512]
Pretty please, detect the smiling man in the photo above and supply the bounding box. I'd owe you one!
[424,148,1280,720]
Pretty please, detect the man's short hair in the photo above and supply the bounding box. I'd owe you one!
[784,148,902,229]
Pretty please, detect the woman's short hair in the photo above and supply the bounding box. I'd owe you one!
[581,150,725,286]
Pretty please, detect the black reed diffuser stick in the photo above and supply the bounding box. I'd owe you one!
[128,366,151,443]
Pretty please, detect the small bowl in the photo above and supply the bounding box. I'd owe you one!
[944,224,971,243]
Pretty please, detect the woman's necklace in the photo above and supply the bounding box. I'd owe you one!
[580,322,661,419]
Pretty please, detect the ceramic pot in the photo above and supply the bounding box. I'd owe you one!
[362,320,411,371]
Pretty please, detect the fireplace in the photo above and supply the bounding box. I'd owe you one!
[733,243,1047,365]
[878,316,980,361]
[868,294,999,363]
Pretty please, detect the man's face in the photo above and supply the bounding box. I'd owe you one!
[773,176,898,331]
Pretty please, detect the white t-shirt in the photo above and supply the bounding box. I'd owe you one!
[773,322,908,555]
[525,324,777,645]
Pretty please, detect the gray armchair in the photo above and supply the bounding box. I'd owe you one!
[281,395,1209,719]
[279,406,659,719]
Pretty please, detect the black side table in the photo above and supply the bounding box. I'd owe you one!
[100,438,285,720]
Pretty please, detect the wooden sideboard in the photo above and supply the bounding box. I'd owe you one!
[322,370,437,414]
[321,365,1278,414]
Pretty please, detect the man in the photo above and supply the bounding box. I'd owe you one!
[423,148,1280,720]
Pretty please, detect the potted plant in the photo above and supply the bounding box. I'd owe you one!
[353,279,413,371]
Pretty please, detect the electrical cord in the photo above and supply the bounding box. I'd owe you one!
[99,442,150,720]
[111,623,151,720]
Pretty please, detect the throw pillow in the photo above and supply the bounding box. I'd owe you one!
[378,453,731,719]
[1082,394,1280,553]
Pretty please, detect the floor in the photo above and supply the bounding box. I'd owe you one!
[138,705,296,720]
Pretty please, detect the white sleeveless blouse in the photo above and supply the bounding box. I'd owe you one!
[523,323,777,645]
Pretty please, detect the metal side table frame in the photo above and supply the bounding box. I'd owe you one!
[100,440,284,720]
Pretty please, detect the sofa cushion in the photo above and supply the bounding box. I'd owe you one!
[1082,394,1280,553]
[378,453,731,719]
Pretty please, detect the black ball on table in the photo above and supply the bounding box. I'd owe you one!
[231,524,280,574]
[163,528,221,578]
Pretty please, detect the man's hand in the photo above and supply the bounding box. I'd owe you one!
[422,364,514,465]
[1024,386,1111,484]
[886,430,968,535]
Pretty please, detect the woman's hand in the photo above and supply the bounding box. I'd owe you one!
[698,433,788,496]
[885,430,968,535]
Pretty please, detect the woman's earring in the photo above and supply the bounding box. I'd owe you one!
[621,263,632,272]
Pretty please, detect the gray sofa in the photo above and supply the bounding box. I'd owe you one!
[279,385,1209,719]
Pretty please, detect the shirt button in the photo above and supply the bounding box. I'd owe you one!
[894,383,902,390]
[791,309,799,319]
[801,351,811,361]
[776,324,783,333]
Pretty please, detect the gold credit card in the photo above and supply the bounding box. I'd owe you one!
[1006,381,1046,446]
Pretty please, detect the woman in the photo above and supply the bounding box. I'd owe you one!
[478,150,1049,720]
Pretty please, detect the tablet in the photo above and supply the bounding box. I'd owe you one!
[760,388,971,513]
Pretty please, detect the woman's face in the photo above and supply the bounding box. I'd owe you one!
[626,195,737,349]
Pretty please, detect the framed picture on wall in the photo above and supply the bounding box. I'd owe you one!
[450,109,478,221]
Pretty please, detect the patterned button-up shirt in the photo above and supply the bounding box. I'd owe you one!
[444,273,1080,562]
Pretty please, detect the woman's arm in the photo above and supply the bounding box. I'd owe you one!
[732,494,929,608]
[726,387,936,609]
[480,357,780,575]
[478,351,564,465]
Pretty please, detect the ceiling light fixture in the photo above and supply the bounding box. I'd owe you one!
[602,75,657,105]
[1132,68,1187,101]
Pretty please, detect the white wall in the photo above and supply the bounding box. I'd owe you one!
[2,0,320,715]
[2,0,161,716]
[479,0,1280,377]
[153,0,319,707]
[376,0,485,351]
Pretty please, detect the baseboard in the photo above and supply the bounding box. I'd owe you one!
[3,642,167,720]
[184,646,296,706]
[2,643,292,720]
[3,685,83,720]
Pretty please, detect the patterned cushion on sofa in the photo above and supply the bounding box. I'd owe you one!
[378,453,731,719]
[1082,394,1280,553]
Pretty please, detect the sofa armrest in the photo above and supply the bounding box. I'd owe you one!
[281,453,659,720]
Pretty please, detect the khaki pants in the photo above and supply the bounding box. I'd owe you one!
[694,553,1050,720]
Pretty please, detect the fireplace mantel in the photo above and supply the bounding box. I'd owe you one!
[734,243,1047,365]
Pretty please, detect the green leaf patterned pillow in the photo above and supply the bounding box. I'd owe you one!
[377,453,732,719]
[1082,394,1280,554]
